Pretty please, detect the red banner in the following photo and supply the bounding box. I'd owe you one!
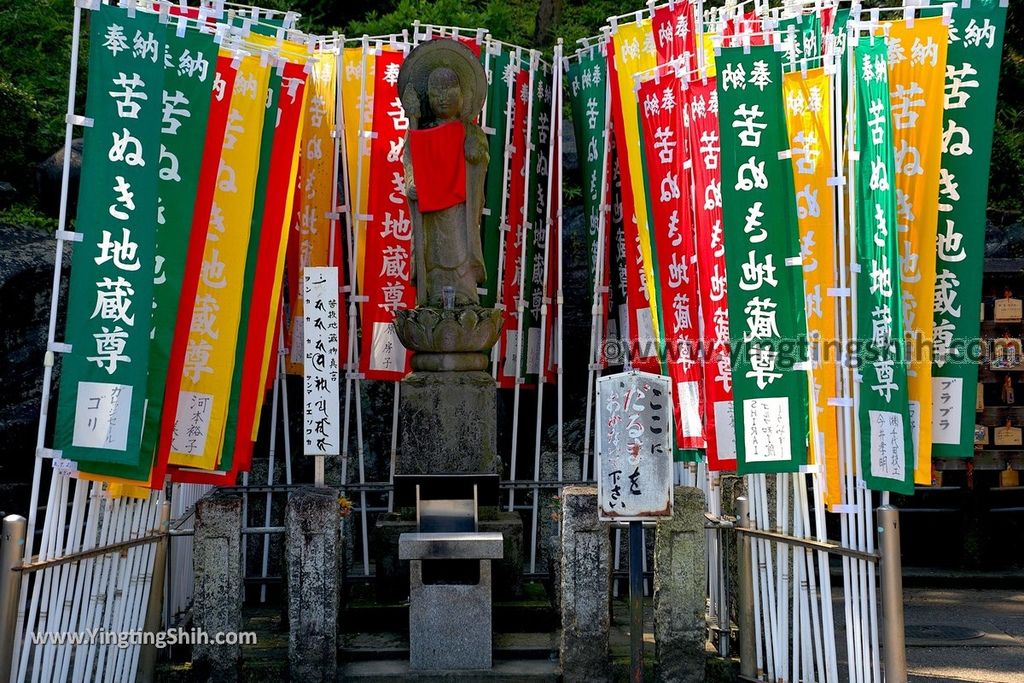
[359,49,415,381]
[496,66,529,389]
[230,63,309,473]
[162,56,239,484]
[638,72,705,450]
[684,75,736,471]
[606,42,659,373]
[652,1,697,70]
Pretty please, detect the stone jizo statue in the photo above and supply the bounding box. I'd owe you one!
[399,40,489,308]
[394,39,503,373]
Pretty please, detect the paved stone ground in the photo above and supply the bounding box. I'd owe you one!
[155,585,1024,681]
[903,588,1024,683]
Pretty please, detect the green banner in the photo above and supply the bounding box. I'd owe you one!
[715,46,809,474]
[929,1,1007,457]
[567,47,608,287]
[778,13,822,65]
[853,37,914,494]
[54,4,166,466]
[608,140,628,368]
[79,23,218,482]
[480,45,512,308]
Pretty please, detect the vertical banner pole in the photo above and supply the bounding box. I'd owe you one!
[491,48,520,380]
[0,515,26,683]
[628,520,644,683]
[13,2,85,677]
[877,505,906,683]
[736,497,756,679]
[583,33,613,483]
[554,46,565,481]
[508,50,539,513]
[137,502,170,683]
[529,41,562,573]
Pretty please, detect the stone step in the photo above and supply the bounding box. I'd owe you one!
[340,587,558,634]
[340,658,560,681]
[341,631,558,661]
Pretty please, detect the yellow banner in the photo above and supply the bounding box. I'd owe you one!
[701,33,717,77]
[342,45,375,296]
[286,47,340,375]
[783,68,841,507]
[168,54,271,470]
[612,20,661,349]
[884,18,948,484]
[251,36,313,438]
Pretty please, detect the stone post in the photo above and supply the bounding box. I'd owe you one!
[193,491,243,683]
[285,486,340,682]
[654,486,707,683]
[559,486,611,682]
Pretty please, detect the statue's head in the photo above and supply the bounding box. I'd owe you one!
[398,39,486,125]
[427,67,463,121]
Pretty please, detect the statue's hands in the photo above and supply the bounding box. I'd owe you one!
[401,85,420,128]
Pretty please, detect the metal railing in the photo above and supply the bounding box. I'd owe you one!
[1,490,909,683]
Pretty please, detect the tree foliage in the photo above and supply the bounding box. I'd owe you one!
[0,0,1020,215]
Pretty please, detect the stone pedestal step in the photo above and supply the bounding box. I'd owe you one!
[340,658,560,681]
[340,598,557,633]
[341,631,557,661]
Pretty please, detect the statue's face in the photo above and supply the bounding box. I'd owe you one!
[427,68,462,120]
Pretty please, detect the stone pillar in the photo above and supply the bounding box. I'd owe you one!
[285,486,340,682]
[398,370,499,474]
[559,486,611,682]
[193,491,243,683]
[654,487,707,683]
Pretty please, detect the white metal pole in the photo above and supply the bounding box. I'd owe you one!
[491,47,521,380]
[507,50,539,513]
[528,42,561,574]
[583,35,613,483]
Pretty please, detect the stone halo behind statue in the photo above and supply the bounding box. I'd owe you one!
[396,39,486,126]
[393,39,503,373]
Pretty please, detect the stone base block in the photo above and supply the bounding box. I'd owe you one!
[285,486,340,683]
[374,511,523,602]
[409,559,493,671]
[398,370,499,475]
[193,491,243,683]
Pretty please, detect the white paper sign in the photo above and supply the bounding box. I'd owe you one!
[931,377,963,445]
[714,400,737,461]
[635,307,656,358]
[502,330,519,378]
[170,391,214,456]
[303,267,341,456]
[909,401,920,470]
[676,380,703,439]
[72,381,133,451]
[743,397,791,463]
[994,298,1022,322]
[527,326,541,376]
[596,370,674,521]
[290,314,304,366]
[370,321,406,374]
[869,410,907,481]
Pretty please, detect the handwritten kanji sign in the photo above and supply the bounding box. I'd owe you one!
[303,266,341,456]
[596,370,674,521]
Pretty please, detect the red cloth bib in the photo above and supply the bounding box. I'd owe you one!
[408,121,467,212]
